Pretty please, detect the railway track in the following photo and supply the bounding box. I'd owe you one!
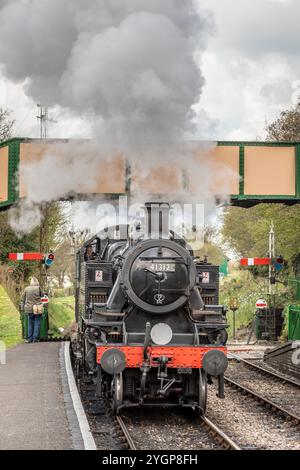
[120,409,241,451]
[230,354,300,387]
[115,415,137,450]
[225,357,300,424]
[206,383,300,450]
[108,356,300,450]
[79,377,241,450]
[199,416,241,450]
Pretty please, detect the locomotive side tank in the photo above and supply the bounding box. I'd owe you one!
[74,203,228,414]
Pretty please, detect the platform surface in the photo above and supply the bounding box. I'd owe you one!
[227,341,281,360]
[0,342,77,450]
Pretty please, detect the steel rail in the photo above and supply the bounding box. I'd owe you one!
[230,355,300,388]
[224,376,300,424]
[200,416,241,450]
[116,415,137,450]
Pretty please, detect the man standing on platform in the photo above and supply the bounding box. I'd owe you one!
[21,277,44,343]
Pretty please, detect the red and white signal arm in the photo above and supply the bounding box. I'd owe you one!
[241,258,271,267]
[8,252,44,262]
[256,299,268,309]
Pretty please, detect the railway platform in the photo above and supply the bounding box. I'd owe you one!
[227,342,280,360]
[0,342,95,450]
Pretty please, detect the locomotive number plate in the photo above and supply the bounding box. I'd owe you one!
[148,263,176,272]
[178,368,192,374]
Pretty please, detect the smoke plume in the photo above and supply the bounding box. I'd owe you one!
[0,1,234,233]
[0,0,206,153]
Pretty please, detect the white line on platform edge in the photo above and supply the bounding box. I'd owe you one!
[64,342,97,450]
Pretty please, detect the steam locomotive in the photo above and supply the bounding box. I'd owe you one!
[73,203,228,415]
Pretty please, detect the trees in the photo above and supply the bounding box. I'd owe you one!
[0,108,15,142]
[0,203,66,263]
[0,211,40,301]
[222,204,300,272]
[267,103,300,141]
[50,238,73,289]
[222,101,300,276]
[0,202,68,302]
[193,226,226,265]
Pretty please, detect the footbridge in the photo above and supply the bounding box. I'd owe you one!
[1,138,299,210]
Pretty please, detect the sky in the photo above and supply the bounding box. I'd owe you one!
[197,0,300,140]
[0,0,299,141]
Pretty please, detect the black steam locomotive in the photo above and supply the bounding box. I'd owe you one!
[74,203,228,415]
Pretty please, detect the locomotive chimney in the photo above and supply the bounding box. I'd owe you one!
[145,203,170,240]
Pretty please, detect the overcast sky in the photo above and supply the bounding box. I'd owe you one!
[0,0,299,141]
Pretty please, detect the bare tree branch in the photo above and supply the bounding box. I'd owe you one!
[0,108,15,143]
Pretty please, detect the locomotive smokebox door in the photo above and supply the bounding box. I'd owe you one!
[121,239,197,314]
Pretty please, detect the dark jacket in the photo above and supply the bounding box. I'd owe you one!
[21,286,44,314]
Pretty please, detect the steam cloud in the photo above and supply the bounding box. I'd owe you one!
[0,1,232,233]
[0,0,206,152]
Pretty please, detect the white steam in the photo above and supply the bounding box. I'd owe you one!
[0,1,233,233]
[0,0,206,153]
[9,200,43,234]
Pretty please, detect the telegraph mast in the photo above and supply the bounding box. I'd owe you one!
[269,223,275,296]
[37,104,48,139]
[36,104,57,287]
[36,104,57,139]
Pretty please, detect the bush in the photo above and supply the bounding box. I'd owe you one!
[220,270,291,339]
[51,288,69,298]
[48,296,75,339]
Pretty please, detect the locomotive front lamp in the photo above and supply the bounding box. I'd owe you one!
[150,323,173,346]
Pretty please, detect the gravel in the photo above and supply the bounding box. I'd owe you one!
[124,409,221,450]
[254,359,300,386]
[226,361,300,419]
[206,378,300,450]
[79,363,300,451]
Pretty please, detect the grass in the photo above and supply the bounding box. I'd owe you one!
[0,287,75,346]
[0,285,22,349]
[48,296,75,339]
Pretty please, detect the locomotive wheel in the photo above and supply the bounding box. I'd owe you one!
[198,370,207,416]
[112,373,123,415]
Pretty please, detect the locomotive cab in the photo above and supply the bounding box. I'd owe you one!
[74,203,228,415]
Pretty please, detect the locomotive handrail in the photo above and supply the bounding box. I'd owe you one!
[94,310,126,318]
[141,258,186,261]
